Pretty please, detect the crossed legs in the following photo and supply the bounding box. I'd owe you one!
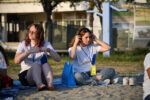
[74,68,116,85]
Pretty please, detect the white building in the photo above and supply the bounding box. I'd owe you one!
[0,0,101,50]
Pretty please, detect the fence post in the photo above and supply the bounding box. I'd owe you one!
[102,2,112,56]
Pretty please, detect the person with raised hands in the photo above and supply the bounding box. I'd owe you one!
[14,24,61,91]
[68,27,116,85]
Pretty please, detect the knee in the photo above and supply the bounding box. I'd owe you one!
[74,72,85,85]
[74,72,86,83]
[99,68,116,80]
[107,68,116,74]
[42,63,49,67]
[74,72,83,80]
[145,95,150,100]
[108,68,116,79]
[101,68,115,73]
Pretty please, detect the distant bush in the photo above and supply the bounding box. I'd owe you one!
[112,10,133,17]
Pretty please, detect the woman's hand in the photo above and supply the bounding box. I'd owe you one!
[70,35,80,59]
[91,34,111,52]
[26,47,40,55]
[40,47,61,62]
[74,35,81,45]
[40,47,50,52]
[92,34,98,42]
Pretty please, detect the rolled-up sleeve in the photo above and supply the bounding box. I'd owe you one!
[92,44,101,54]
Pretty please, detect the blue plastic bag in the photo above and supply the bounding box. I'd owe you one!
[62,62,76,87]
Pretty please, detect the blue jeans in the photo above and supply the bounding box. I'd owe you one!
[74,68,115,85]
[145,95,150,100]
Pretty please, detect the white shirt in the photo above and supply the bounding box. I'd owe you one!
[68,44,101,72]
[16,40,56,73]
[143,53,150,99]
[0,52,7,69]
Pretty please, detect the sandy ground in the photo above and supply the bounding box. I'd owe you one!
[16,85,142,100]
[12,63,144,100]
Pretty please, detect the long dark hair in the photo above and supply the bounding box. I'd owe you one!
[25,24,44,47]
[69,27,93,47]
[0,45,9,66]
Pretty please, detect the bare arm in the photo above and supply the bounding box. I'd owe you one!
[40,48,61,62]
[147,67,150,79]
[14,52,29,64]
[93,35,111,52]
[14,48,40,64]
[70,35,80,59]
[49,49,61,62]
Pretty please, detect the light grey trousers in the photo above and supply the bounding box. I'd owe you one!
[26,63,53,88]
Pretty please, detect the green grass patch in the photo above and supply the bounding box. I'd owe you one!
[96,48,148,63]
[136,21,150,25]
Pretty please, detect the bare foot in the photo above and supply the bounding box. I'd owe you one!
[96,75,102,80]
[38,84,46,91]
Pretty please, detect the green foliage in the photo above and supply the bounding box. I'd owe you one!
[112,10,133,16]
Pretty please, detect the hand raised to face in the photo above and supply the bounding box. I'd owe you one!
[91,34,97,41]
[74,35,81,44]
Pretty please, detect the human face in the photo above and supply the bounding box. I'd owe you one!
[28,25,37,41]
[81,32,92,46]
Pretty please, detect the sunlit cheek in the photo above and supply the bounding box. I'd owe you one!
[28,34,31,38]
[85,40,89,44]
[87,38,90,42]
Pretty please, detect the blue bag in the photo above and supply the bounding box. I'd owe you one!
[62,60,76,87]
[41,54,47,64]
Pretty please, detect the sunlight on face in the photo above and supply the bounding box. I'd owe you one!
[81,32,92,46]
[28,25,37,40]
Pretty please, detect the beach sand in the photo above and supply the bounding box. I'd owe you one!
[12,63,144,100]
[16,84,142,100]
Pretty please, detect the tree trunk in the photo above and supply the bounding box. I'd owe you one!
[89,13,93,27]
[88,0,94,31]
[98,7,103,28]
[45,11,53,44]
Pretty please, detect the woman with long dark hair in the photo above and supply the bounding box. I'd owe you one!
[14,24,61,91]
